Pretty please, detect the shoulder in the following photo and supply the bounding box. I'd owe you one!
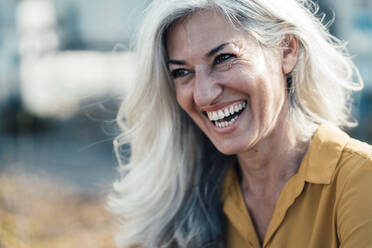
[344,137,372,160]
[333,137,372,246]
[302,123,371,185]
[333,133,372,199]
[310,123,372,212]
[335,136,372,187]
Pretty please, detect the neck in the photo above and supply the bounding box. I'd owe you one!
[237,113,308,199]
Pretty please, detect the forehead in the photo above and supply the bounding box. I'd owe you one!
[166,10,248,59]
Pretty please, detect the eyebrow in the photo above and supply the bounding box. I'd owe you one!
[167,42,230,66]
[206,42,229,58]
[167,59,187,65]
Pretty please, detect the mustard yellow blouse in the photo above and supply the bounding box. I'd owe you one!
[222,124,372,248]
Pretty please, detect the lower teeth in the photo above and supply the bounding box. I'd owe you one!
[215,115,239,128]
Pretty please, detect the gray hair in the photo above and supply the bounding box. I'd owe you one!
[109,0,363,247]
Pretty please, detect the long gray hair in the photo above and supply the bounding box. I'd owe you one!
[109,0,363,247]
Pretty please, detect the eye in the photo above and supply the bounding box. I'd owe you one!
[170,68,191,79]
[213,53,236,66]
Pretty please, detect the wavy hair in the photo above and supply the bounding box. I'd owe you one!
[108,0,363,247]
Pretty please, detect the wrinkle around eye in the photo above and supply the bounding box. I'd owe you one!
[214,57,249,72]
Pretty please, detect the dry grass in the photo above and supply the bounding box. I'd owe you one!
[0,172,116,248]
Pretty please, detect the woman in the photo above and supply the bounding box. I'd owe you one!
[109,0,372,247]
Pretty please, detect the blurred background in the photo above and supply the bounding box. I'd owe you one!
[0,0,149,246]
[0,0,371,247]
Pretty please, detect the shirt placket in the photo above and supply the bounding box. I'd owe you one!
[263,176,306,247]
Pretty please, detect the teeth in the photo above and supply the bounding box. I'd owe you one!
[206,101,247,122]
[217,110,224,119]
[206,101,247,128]
[229,106,234,115]
[224,108,230,117]
[212,112,218,121]
[214,115,239,128]
[234,105,239,112]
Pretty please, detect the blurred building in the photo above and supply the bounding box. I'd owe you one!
[0,0,19,102]
[325,0,372,141]
[15,0,146,119]
[327,0,372,90]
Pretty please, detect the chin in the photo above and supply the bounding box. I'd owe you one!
[210,133,258,155]
[213,142,246,155]
[218,149,238,156]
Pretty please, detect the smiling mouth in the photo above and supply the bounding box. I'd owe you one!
[205,101,247,128]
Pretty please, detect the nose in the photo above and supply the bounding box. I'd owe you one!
[193,66,223,107]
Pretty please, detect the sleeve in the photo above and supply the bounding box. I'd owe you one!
[337,157,372,248]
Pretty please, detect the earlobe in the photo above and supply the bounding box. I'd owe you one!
[282,35,299,74]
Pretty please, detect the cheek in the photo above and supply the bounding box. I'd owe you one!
[256,78,286,126]
[226,74,257,102]
[175,85,193,113]
[218,61,257,91]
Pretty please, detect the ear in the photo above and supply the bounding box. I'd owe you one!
[281,35,299,74]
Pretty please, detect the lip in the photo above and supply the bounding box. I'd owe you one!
[200,99,246,112]
[207,102,247,134]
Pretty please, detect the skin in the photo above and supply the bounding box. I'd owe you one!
[167,10,308,243]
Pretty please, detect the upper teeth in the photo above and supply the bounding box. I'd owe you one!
[207,102,246,121]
